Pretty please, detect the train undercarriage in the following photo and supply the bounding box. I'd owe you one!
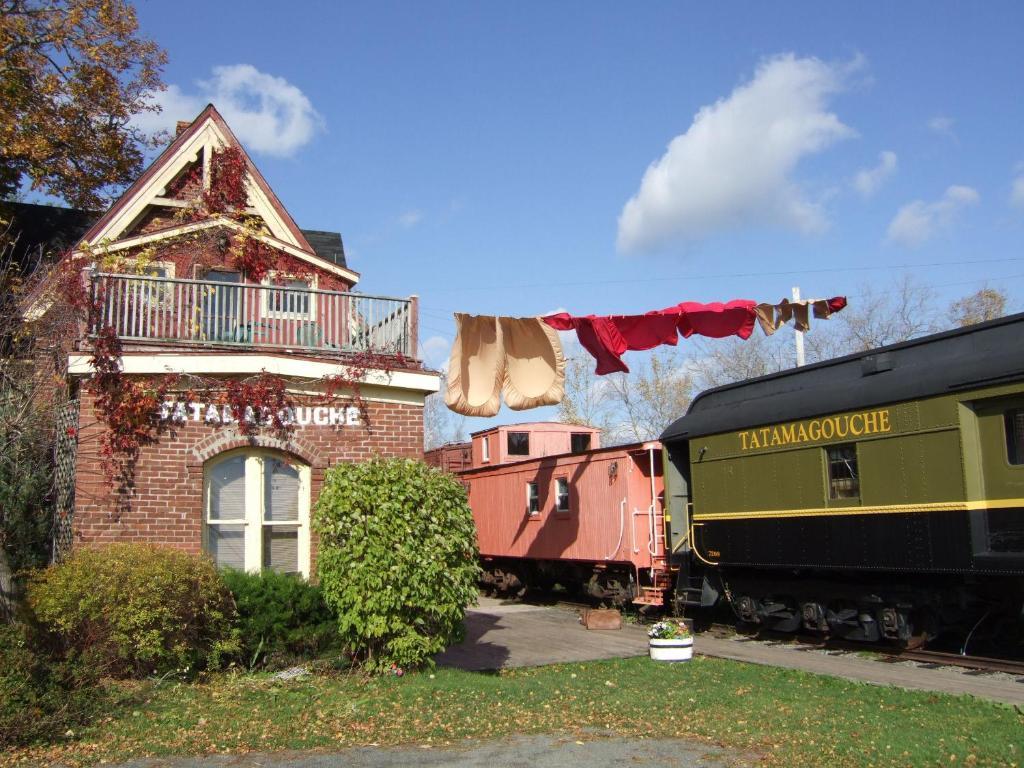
[479,556,669,607]
[688,567,1024,653]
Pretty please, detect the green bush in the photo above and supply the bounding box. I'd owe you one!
[0,622,105,747]
[220,568,339,667]
[27,543,239,677]
[314,458,481,673]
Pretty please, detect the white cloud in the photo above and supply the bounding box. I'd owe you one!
[133,65,323,156]
[397,209,423,229]
[420,335,451,371]
[1011,173,1024,210]
[853,150,897,197]
[928,115,956,139]
[617,54,857,252]
[886,185,979,247]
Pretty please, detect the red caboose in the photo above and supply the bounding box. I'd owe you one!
[459,423,671,606]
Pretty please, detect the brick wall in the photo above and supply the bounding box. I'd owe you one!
[72,384,424,567]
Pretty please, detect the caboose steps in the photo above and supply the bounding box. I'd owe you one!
[632,586,666,606]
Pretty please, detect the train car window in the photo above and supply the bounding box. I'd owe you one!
[526,482,539,515]
[1005,409,1024,465]
[481,437,490,462]
[826,445,859,499]
[508,432,530,455]
[555,478,570,512]
[570,433,591,453]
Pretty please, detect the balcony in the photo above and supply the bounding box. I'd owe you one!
[88,272,417,359]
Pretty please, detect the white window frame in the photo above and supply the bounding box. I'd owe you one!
[481,436,490,463]
[142,260,176,279]
[261,271,317,320]
[526,481,539,516]
[555,477,570,512]
[203,448,312,577]
[137,261,176,310]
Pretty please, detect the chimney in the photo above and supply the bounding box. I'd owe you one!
[175,120,191,137]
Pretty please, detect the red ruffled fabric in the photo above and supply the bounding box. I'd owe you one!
[543,299,757,375]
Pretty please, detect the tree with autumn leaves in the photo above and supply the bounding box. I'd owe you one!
[0,0,165,612]
[1,0,166,209]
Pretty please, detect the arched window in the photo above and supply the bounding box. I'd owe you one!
[203,450,311,577]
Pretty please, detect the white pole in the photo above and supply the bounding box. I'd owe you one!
[793,286,805,367]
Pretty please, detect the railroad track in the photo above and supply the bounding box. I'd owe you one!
[700,622,1024,676]
[876,648,1024,676]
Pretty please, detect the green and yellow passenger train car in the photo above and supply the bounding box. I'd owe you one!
[662,313,1024,646]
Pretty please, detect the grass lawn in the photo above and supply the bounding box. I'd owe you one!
[3,655,1021,767]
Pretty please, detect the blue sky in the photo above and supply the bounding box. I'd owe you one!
[132,1,1024,416]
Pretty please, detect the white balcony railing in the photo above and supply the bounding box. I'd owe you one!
[89,273,415,358]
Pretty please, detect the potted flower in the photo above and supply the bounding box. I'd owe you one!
[648,620,694,662]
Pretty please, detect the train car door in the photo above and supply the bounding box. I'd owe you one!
[967,397,1024,569]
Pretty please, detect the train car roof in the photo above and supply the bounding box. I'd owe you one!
[661,311,1024,443]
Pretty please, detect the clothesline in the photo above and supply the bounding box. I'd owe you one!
[444,296,847,417]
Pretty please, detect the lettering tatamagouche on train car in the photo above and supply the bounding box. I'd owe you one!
[738,408,892,451]
[660,315,1024,651]
[30,104,439,578]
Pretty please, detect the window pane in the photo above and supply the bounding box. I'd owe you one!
[527,482,539,514]
[265,458,299,522]
[556,478,570,511]
[263,525,299,573]
[508,432,530,455]
[201,270,241,341]
[271,279,311,316]
[210,455,246,520]
[571,433,591,454]
[827,445,859,499]
[1006,410,1024,465]
[208,523,245,569]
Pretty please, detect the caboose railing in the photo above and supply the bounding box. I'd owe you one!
[89,273,415,358]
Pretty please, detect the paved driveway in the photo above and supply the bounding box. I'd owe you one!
[108,735,751,768]
[434,597,649,670]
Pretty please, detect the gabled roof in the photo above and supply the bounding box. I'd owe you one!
[76,104,357,284]
[4,200,350,273]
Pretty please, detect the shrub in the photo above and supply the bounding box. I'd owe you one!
[0,622,105,747]
[27,543,239,677]
[220,568,339,667]
[314,458,481,673]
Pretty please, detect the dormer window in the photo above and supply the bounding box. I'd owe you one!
[508,432,530,456]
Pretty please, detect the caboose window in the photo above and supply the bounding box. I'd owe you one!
[1005,409,1024,465]
[526,482,539,515]
[508,432,530,456]
[555,477,570,512]
[571,432,591,453]
[826,445,859,499]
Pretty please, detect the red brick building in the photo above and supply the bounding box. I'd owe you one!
[54,105,438,577]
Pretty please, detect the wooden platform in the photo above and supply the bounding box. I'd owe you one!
[434,597,649,671]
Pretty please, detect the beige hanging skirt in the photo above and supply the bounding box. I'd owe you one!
[499,316,565,411]
[445,314,505,417]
